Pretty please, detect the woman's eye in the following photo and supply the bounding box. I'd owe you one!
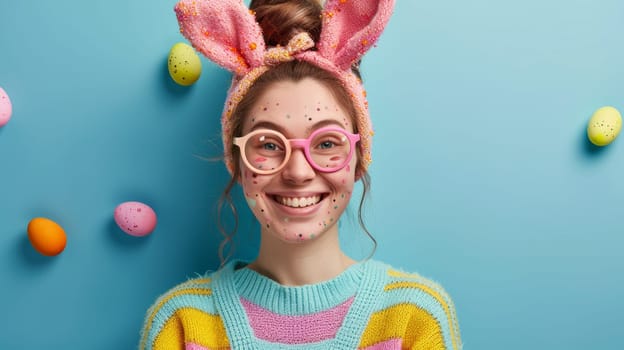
[319,141,335,149]
[263,142,280,151]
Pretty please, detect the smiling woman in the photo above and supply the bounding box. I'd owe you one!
[140,0,462,349]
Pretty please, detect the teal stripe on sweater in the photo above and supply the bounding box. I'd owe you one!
[387,271,457,319]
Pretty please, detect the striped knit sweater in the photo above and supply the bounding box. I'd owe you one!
[140,260,462,350]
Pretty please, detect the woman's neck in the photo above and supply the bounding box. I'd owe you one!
[247,227,356,286]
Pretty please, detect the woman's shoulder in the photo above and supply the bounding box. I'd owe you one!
[159,272,216,299]
[372,260,450,291]
[370,260,457,306]
[140,271,223,349]
[368,260,462,347]
[143,271,217,322]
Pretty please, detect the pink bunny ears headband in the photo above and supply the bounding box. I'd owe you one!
[174,0,395,174]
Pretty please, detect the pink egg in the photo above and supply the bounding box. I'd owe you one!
[114,201,157,237]
[0,87,12,127]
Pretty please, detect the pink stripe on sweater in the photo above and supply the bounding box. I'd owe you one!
[241,297,354,344]
[185,343,213,350]
[360,338,403,350]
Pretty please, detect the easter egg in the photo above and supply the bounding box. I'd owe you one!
[168,42,201,86]
[114,201,157,237]
[0,87,12,127]
[587,106,622,146]
[27,217,67,256]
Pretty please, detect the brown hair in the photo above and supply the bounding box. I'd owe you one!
[216,0,374,264]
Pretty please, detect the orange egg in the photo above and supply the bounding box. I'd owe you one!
[27,217,67,256]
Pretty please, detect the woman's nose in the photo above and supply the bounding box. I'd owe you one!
[281,148,315,184]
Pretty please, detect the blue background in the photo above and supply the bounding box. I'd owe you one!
[1,0,623,348]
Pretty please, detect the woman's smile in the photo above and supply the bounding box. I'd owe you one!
[268,192,328,215]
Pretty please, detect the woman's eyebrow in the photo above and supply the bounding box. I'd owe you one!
[306,119,345,133]
[249,121,287,134]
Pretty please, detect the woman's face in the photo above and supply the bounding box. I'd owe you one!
[239,78,358,243]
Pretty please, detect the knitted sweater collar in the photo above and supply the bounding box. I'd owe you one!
[232,259,366,314]
[211,259,387,349]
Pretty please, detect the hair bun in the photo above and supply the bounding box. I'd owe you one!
[250,0,322,47]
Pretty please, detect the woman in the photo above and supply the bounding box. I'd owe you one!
[140,0,462,349]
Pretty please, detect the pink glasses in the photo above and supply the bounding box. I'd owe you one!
[233,126,361,175]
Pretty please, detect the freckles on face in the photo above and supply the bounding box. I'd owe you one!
[240,157,357,244]
[237,78,360,243]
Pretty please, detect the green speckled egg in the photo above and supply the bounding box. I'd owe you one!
[168,42,201,86]
[587,106,622,146]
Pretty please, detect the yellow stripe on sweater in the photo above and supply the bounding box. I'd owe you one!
[153,308,230,350]
[384,279,460,350]
[387,270,461,339]
[358,304,445,350]
[140,285,213,349]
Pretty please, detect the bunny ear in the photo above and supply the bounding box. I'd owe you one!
[317,0,395,71]
[174,0,266,76]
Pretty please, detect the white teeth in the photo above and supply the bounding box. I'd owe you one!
[276,195,321,208]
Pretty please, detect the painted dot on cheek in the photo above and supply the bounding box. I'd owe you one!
[247,198,257,208]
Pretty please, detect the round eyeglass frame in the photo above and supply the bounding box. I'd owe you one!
[233,126,361,175]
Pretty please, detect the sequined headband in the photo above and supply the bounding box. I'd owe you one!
[174,0,395,174]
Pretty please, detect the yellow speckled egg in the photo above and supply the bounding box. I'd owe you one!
[587,106,622,146]
[168,42,201,86]
[27,217,67,256]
